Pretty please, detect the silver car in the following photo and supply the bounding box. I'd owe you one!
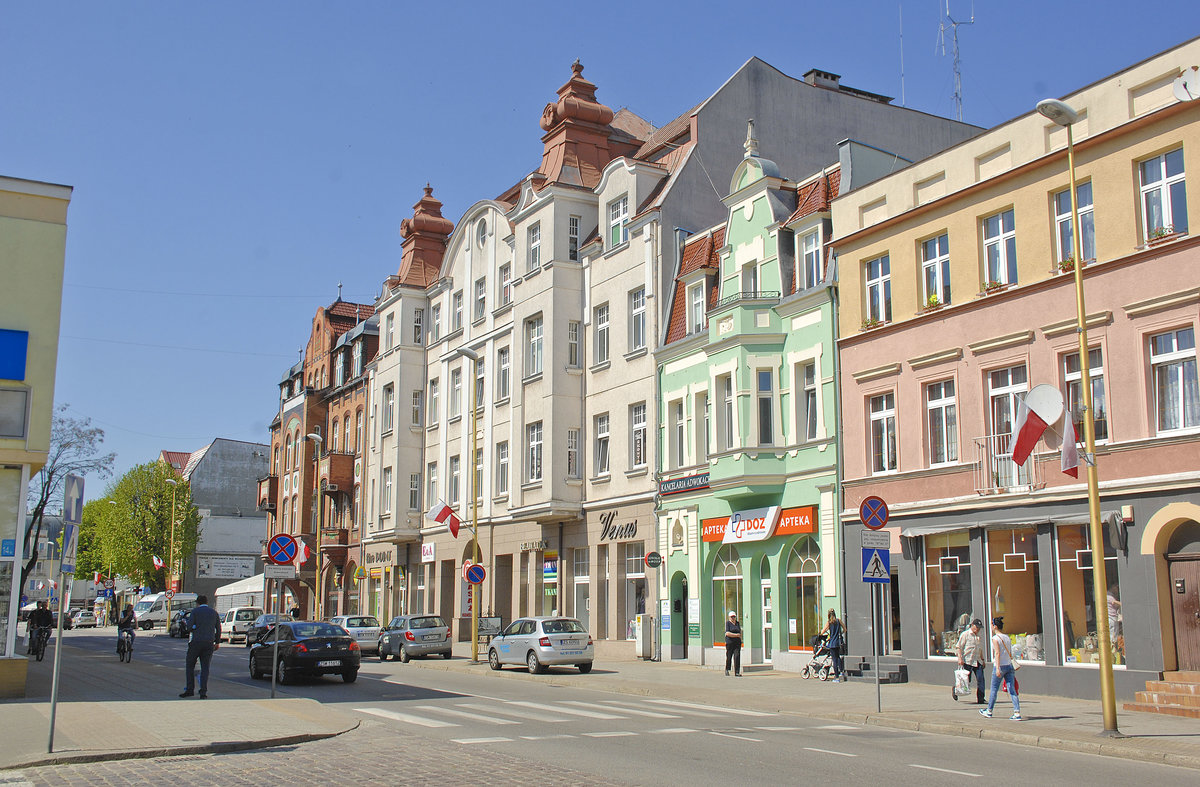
[330,615,382,654]
[378,614,452,662]
[488,616,594,674]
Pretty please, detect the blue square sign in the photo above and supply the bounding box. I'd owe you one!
[862,547,890,583]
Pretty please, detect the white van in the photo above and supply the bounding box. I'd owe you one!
[221,606,264,643]
[133,592,198,629]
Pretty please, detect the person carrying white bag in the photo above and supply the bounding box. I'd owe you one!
[953,618,986,704]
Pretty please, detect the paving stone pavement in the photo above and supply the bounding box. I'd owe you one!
[0,720,631,787]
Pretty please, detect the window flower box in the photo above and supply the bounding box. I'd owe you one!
[1147,225,1181,247]
[979,280,1009,296]
[861,317,885,330]
[923,295,944,312]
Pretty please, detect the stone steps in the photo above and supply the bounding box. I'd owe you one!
[843,654,907,684]
[1124,672,1200,718]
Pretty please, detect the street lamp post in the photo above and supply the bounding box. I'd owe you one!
[455,347,482,663]
[306,432,325,621]
[164,478,178,627]
[1036,98,1120,736]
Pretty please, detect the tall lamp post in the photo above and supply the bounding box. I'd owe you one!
[164,478,178,627]
[454,346,482,663]
[1036,98,1120,736]
[306,432,325,621]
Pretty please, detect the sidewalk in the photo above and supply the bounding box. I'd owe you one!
[0,636,358,770]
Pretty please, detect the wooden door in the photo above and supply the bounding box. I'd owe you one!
[1169,558,1200,671]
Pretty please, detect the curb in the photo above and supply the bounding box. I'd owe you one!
[4,720,360,771]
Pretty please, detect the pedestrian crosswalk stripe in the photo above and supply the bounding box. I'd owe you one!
[583,731,637,737]
[646,699,770,717]
[816,724,859,730]
[355,707,458,727]
[710,731,763,742]
[755,726,802,731]
[649,727,699,734]
[413,705,519,725]
[453,737,513,745]
[592,700,682,718]
[520,734,576,740]
[457,702,568,723]
[505,700,623,719]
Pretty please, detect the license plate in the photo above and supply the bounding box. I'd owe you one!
[317,659,341,667]
[423,634,441,641]
[562,650,583,656]
[561,640,579,647]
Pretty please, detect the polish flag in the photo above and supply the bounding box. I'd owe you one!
[1011,395,1051,467]
[152,555,165,570]
[292,536,311,567]
[93,572,102,585]
[426,500,461,538]
[1060,413,1081,478]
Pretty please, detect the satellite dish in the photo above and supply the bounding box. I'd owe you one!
[1173,66,1200,102]
[1025,384,1064,425]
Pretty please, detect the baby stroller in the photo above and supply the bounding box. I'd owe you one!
[802,633,835,681]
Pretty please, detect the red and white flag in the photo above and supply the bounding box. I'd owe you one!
[152,555,165,570]
[1060,413,1081,478]
[93,572,103,585]
[426,500,461,538]
[1011,395,1050,467]
[292,536,311,568]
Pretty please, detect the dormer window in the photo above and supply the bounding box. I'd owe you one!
[801,230,822,289]
[608,196,629,247]
[527,223,541,273]
[334,352,345,387]
[353,341,363,377]
[568,215,580,261]
[688,283,706,334]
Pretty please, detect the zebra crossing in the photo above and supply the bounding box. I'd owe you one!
[354,696,803,744]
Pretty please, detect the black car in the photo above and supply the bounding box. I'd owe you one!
[248,621,360,684]
[244,613,293,647]
[168,610,191,638]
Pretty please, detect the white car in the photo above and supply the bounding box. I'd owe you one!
[488,616,594,674]
[71,609,98,628]
[330,615,381,654]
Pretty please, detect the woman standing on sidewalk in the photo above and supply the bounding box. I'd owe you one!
[820,609,845,682]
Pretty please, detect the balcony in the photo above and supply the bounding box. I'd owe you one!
[712,290,781,311]
[318,451,354,494]
[257,475,278,511]
[320,527,349,547]
[973,432,1043,494]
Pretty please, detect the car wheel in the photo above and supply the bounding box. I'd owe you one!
[379,646,389,662]
[342,669,358,683]
[526,650,544,674]
[442,651,452,660]
[250,655,263,680]
[577,662,593,674]
[276,658,290,685]
[488,649,501,671]
[399,647,411,664]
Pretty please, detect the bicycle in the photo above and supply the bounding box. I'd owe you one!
[117,628,134,663]
[31,626,52,662]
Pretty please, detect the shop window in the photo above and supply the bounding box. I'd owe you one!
[573,547,590,622]
[786,537,821,651]
[623,542,646,640]
[712,544,743,646]
[924,531,974,657]
[1056,524,1124,665]
[985,528,1044,662]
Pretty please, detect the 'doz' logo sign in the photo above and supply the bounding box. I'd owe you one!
[723,506,780,544]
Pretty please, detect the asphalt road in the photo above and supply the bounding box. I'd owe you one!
[33,627,1199,786]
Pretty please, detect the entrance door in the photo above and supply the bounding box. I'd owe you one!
[761,581,773,663]
[885,566,902,654]
[1169,558,1200,670]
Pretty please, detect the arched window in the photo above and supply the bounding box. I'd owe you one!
[331,419,339,452]
[281,500,289,532]
[712,544,743,642]
[355,410,364,454]
[285,435,293,470]
[786,537,822,650]
[343,415,351,455]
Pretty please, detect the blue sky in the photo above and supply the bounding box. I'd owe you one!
[3,2,1197,496]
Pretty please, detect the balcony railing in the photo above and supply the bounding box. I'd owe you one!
[318,451,355,493]
[713,290,781,310]
[257,475,278,510]
[973,431,1043,494]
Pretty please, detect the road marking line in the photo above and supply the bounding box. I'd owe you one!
[649,728,698,734]
[804,747,857,757]
[520,734,576,740]
[505,700,622,719]
[593,700,681,718]
[910,765,981,778]
[413,705,519,725]
[453,737,513,745]
[755,726,803,731]
[457,703,566,723]
[709,731,763,742]
[355,707,458,728]
[815,724,859,730]
[583,731,638,737]
[646,699,770,717]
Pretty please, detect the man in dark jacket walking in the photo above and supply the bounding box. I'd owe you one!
[180,595,222,699]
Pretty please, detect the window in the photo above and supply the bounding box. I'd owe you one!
[671,400,685,469]
[712,545,743,647]
[496,347,511,399]
[688,283,706,334]
[595,413,610,475]
[385,314,395,351]
[331,419,339,451]
[696,391,710,460]
[477,218,487,248]
[343,416,350,454]
[566,428,581,478]
[800,363,818,441]
[629,288,646,351]
[568,215,580,261]
[474,448,483,499]
[356,410,363,452]
[870,392,897,473]
[756,370,774,446]
[448,455,460,505]
[1150,327,1199,432]
[431,304,441,342]
[527,223,541,273]
[428,378,439,425]
[498,263,512,306]
[983,209,1017,286]
[786,538,821,651]
[1054,183,1095,263]
[381,384,394,433]
[567,321,581,367]
[334,354,344,387]
[1057,524,1124,665]
[426,462,437,504]
[622,541,647,640]
[741,260,759,295]
[527,421,543,482]
[921,233,951,306]
[608,196,628,247]
[353,342,363,377]
[926,380,958,465]
[449,368,462,417]
[382,467,392,514]
[986,527,1043,662]
[408,473,420,511]
[594,304,610,364]
[495,442,509,494]
[474,360,485,410]
[865,254,891,323]
[630,403,647,467]
[801,229,822,289]
[473,278,486,322]
[719,374,735,451]
[1140,148,1188,239]
[1064,348,1107,441]
[989,364,1029,487]
[413,308,424,345]
[573,547,590,621]
[411,391,423,427]
[525,316,543,376]
[924,532,973,657]
[451,291,463,332]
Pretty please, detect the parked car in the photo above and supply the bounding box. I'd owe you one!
[70,609,98,628]
[53,610,73,631]
[247,620,360,684]
[222,607,264,643]
[245,613,293,647]
[168,609,191,638]
[378,614,452,662]
[329,615,381,654]
[488,616,594,674]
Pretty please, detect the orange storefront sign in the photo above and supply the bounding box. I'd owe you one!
[702,505,816,542]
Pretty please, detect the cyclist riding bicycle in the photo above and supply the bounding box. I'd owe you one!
[26,601,54,655]
[117,603,137,653]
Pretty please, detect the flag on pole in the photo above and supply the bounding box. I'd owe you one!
[426,500,462,538]
[93,572,102,585]
[1011,395,1050,467]
[152,555,165,570]
[1061,412,1081,478]
[292,536,311,568]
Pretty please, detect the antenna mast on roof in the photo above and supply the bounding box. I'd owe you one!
[336,282,343,301]
[937,0,974,121]
[899,4,905,106]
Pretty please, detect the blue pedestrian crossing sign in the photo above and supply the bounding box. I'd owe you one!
[862,548,890,583]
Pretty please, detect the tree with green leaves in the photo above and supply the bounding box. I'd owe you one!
[98,462,201,591]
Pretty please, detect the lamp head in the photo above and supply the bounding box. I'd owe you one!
[165,479,177,486]
[305,432,323,443]
[1037,98,1080,127]
[455,347,480,362]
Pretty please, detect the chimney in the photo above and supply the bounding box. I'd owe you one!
[803,69,841,90]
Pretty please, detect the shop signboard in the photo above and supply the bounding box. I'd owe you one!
[687,598,701,637]
[702,505,815,543]
[420,543,436,563]
[658,472,710,496]
[543,550,558,583]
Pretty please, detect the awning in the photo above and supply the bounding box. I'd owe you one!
[900,510,1120,539]
[215,573,265,596]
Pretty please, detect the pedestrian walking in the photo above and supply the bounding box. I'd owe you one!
[180,594,222,699]
[954,618,986,703]
[980,616,1022,720]
[724,611,743,676]
[819,609,845,682]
